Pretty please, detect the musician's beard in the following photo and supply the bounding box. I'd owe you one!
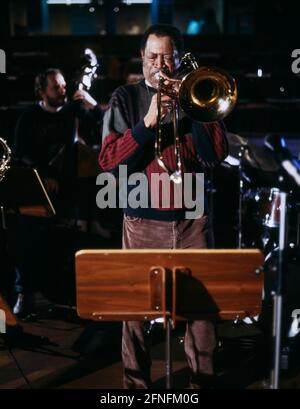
[47,95,67,108]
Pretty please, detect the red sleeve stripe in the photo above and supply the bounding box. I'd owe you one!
[204,123,228,161]
[99,129,140,170]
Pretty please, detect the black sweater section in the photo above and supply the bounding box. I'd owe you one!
[14,101,103,180]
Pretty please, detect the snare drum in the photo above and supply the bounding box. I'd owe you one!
[255,188,281,228]
[244,188,281,228]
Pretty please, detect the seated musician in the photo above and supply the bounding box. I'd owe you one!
[11,68,105,316]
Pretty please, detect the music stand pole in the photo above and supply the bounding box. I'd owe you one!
[165,318,172,389]
[237,146,246,249]
[270,191,287,389]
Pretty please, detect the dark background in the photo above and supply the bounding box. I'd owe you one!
[0,0,300,250]
[0,0,300,145]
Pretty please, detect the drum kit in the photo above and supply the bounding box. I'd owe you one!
[223,132,300,387]
[224,132,300,254]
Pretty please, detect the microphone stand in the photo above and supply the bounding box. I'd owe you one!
[264,134,300,388]
[270,191,287,389]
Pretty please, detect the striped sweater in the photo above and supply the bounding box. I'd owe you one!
[99,80,228,220]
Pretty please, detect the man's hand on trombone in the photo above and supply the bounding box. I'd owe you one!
[159,70,181,96]
[144,93,173,129]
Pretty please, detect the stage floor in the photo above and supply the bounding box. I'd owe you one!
[1,301,300,390]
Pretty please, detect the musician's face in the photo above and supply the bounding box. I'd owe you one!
[141,34,180,88]
[42,73,67,108]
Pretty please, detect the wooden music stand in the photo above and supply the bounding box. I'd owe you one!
[75,250,170,323]
[0,295,17,331]
[171,249,264,326]
[0,167,56,218]
[76,249,173,387]
[75,249,264,388]
[0,166,56,331]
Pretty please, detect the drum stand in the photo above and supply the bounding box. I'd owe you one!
[270,191,287,389]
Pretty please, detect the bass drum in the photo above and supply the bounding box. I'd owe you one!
[260,247,300,335]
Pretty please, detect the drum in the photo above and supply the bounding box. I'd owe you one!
[244,187,281,228]
[243,188,300,249]
[241,188,281,250]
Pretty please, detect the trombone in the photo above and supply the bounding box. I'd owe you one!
[155,53,238,183]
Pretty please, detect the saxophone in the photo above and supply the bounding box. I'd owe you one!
[0,137,11,182]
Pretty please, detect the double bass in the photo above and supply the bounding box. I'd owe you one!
[76,48,99,92]
[74,48,101,178]
[48,48,100,178]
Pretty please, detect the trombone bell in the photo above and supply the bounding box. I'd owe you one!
[178,66,238,123]
[154,53,237,182]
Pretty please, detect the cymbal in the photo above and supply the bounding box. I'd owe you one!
[226,132,248,161]
[226,132,248,148]
[225,132,279,172]
[245,141,279,172]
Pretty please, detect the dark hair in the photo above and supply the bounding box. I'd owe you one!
[34,68,63,98]
[203,8,217,23]
[140,24,184,56]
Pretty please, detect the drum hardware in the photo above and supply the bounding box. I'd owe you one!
[221,133,300,379]
[228,134,300,251]
[220,133,258,249]
[223,154,240,167]
[264,134,300,389]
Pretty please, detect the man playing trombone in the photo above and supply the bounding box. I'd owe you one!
[100,24,231,389]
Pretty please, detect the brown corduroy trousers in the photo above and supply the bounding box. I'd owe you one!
[122,215,217,389]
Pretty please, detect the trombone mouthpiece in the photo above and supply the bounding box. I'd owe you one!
[154,72,160,81]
